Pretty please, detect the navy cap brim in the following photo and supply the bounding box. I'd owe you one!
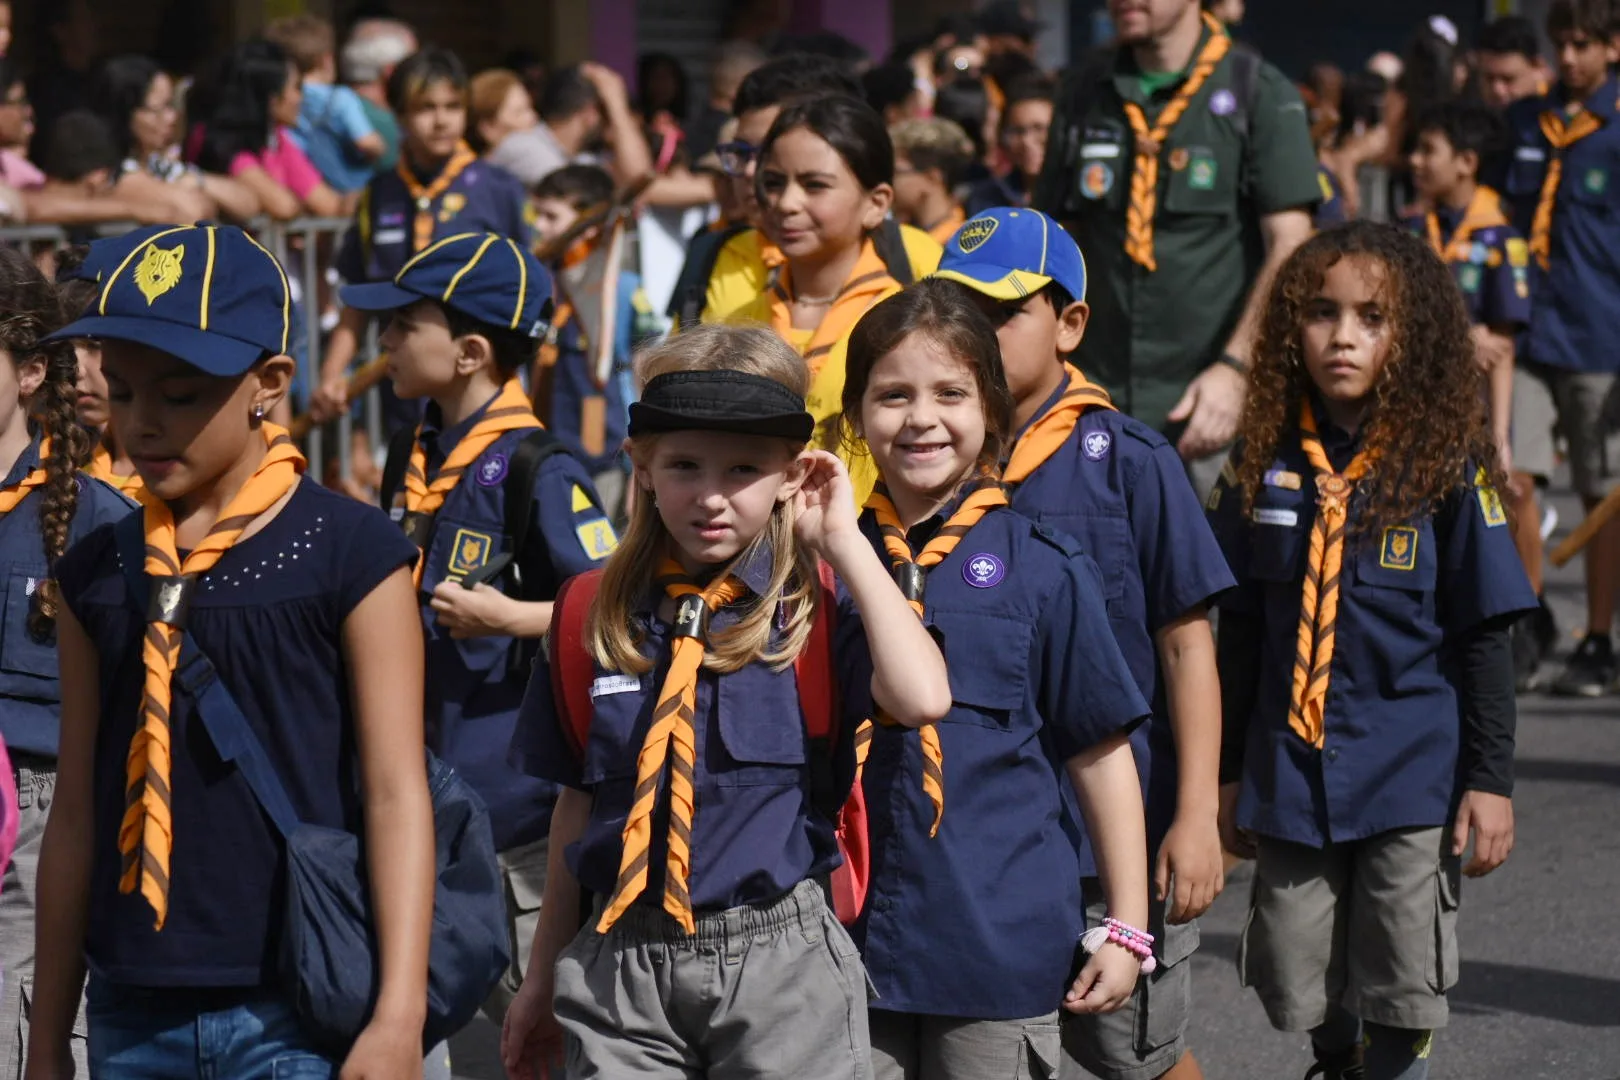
[339,280,425,313]
[45,315,268,377]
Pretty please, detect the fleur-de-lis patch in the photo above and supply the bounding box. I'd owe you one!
[134,244,185,306]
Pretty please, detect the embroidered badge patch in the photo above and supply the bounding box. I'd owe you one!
[476,454,508,487]
[1189,155,1217,191]
[956,216,999,253]
[1506,238,1530,268]
[1210,89,1237,116]
[439,192,468,221]
[134,243,185,305]
[1083,431,1112,460]
[1205,484,1223,511]
[1170,147,1190,172]
[1254,507,1298,527]
[1081,162,1115,200]
[1475,466,1507,527]
[1318,171,1334,201]
[1457,264,1482,294]
[963,552,1006,588]
[447,529,493,581]
[1379,526,1418,571]
[1263,468,1302,490]
[570,485,594,512]
[590,674,641,699]
[1586,167,1608,196]
[576,518,619,560]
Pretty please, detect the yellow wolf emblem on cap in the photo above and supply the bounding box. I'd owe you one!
[956,217,999,254]
[134,243,185,306]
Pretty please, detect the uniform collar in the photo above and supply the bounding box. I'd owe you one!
[1557,75,1620,120]
[1015,375,1072,444]
[640,536,779,620]
[1112,20,1216,103]
[420,386,503,457]
[0,431,42,488]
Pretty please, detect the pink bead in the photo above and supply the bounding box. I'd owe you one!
[1141,957,1158,975]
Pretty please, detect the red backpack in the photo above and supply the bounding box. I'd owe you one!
[547,561,869,925]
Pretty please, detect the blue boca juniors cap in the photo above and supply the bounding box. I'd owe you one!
[48,223,294,376]
[340,232,554,338]
[932,207,1088,305]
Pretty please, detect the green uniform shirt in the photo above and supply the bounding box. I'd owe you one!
[1035,35,1319,433]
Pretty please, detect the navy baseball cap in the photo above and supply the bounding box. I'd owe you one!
[341,232,555,338]
[932,207,1088,305]
[47,223,294,376]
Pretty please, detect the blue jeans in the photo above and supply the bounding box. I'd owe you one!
[86,979,338,1079]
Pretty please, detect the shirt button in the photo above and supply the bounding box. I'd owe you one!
[1326,748,1340,763]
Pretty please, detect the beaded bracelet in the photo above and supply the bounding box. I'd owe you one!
[1079,917,1158,975]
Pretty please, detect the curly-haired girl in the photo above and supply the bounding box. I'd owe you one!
[0,243,134,1078]
[1206,221,1537,1080]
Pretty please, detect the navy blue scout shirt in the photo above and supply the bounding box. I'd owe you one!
[1008,384,1234,870]
[1399,207,1531,330]
[513,540,854,911]
[412,394,615,853]
[1314,164,1347,229]
[336,158,531,286]
[1205,420,1536,848]
[0,437,134,757]
[1502,77,1620,373]
[56,482,417,986]
[836,503,1150,1021]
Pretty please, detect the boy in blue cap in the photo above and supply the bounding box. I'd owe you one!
[340,230,616,1059]
[932,208,1235,1080]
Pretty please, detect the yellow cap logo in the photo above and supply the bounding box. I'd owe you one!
[956,217,999,254]
[133,243,185,306]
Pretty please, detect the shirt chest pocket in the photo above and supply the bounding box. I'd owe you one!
[1348,523,1438,613]
[0,567,56,684]
[425,515,505,592]
[1504,145,1549,200]
[580,682,651,786]
[712,673,808,787]
[934,610,1034,730]
[1247,492,1310,586]
[1160,139,1241,218]
[1072,125,1129,212]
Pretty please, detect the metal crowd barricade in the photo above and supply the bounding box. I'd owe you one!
[0,215,385,485]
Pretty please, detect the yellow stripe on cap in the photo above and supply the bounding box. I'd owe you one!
[443,235,499,303]
[1037,212,1049,276]
[240,231,292,355]
[399,232,480,279]
[506,238,528,330]
[199,226,217,331]
[98,225,193,315]
[930,267,1052,302]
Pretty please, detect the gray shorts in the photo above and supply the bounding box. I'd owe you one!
[0,758,88,1080]
[556,878,872,1080]
[871,1008,1060,1080]
[1237,827,1460,1033]
[1511,361,1620,499]
[1061,891,1197,1080]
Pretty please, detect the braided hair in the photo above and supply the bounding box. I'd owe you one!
[0,246,87,640]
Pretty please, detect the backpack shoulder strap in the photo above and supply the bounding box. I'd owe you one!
[873,217,914,287]
[669,221,752,327]
[796,558,839,742]
[548,568,604,757]
[1227,43,1264,140]
[111,513,301,839]
[503,427,569,601]
[378,425,419,516]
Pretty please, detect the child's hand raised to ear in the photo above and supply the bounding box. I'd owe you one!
[792,450,861,558]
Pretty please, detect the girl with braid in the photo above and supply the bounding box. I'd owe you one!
[1206,222,1535,1080]
[504,323,948,1080]
[0,243,133,1079]
[834,279,1152,1079]
[56,245,145,499]
[32,224,433,1079]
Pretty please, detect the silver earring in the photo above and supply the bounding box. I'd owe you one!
[252,402,265,422]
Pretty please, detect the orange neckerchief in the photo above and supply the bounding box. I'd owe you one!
[91,444,144,498]
[1003,364,1117,486]
[401,380,541,587]
[1424,186,1509,265]
[768,240,897,379]
[596,559,748,934]
[398,142,479,252]
[925,205,967,247]
[1288,402,1372,750]
[1530,103,1604,270]
[123,424,305,929]
[1123,12,1231,271]
[0,439,49,515]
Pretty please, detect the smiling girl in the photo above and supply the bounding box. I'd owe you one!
[1206,222,1536,1080]
[739,93,916,503]
[502,323,949,1080]
[837,280,1153,1079]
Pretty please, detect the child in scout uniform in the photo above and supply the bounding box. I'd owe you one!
[340,231,617,1054]
[1500,0,1620,697]
[32,223,434,1078]
[1206,223,1536,1080]
[1404,101,1529,477]
[0,244,135,1080]
[56,248,146,499]
[931,207,1235,1080]
[316,46,532,433]
[502,323,951,1079]
[837,279,1154,1079]
[888,117,974,245]
[530,163,656,522]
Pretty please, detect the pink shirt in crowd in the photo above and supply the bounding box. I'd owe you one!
[0,149,43,191]
[229,127,322,203]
